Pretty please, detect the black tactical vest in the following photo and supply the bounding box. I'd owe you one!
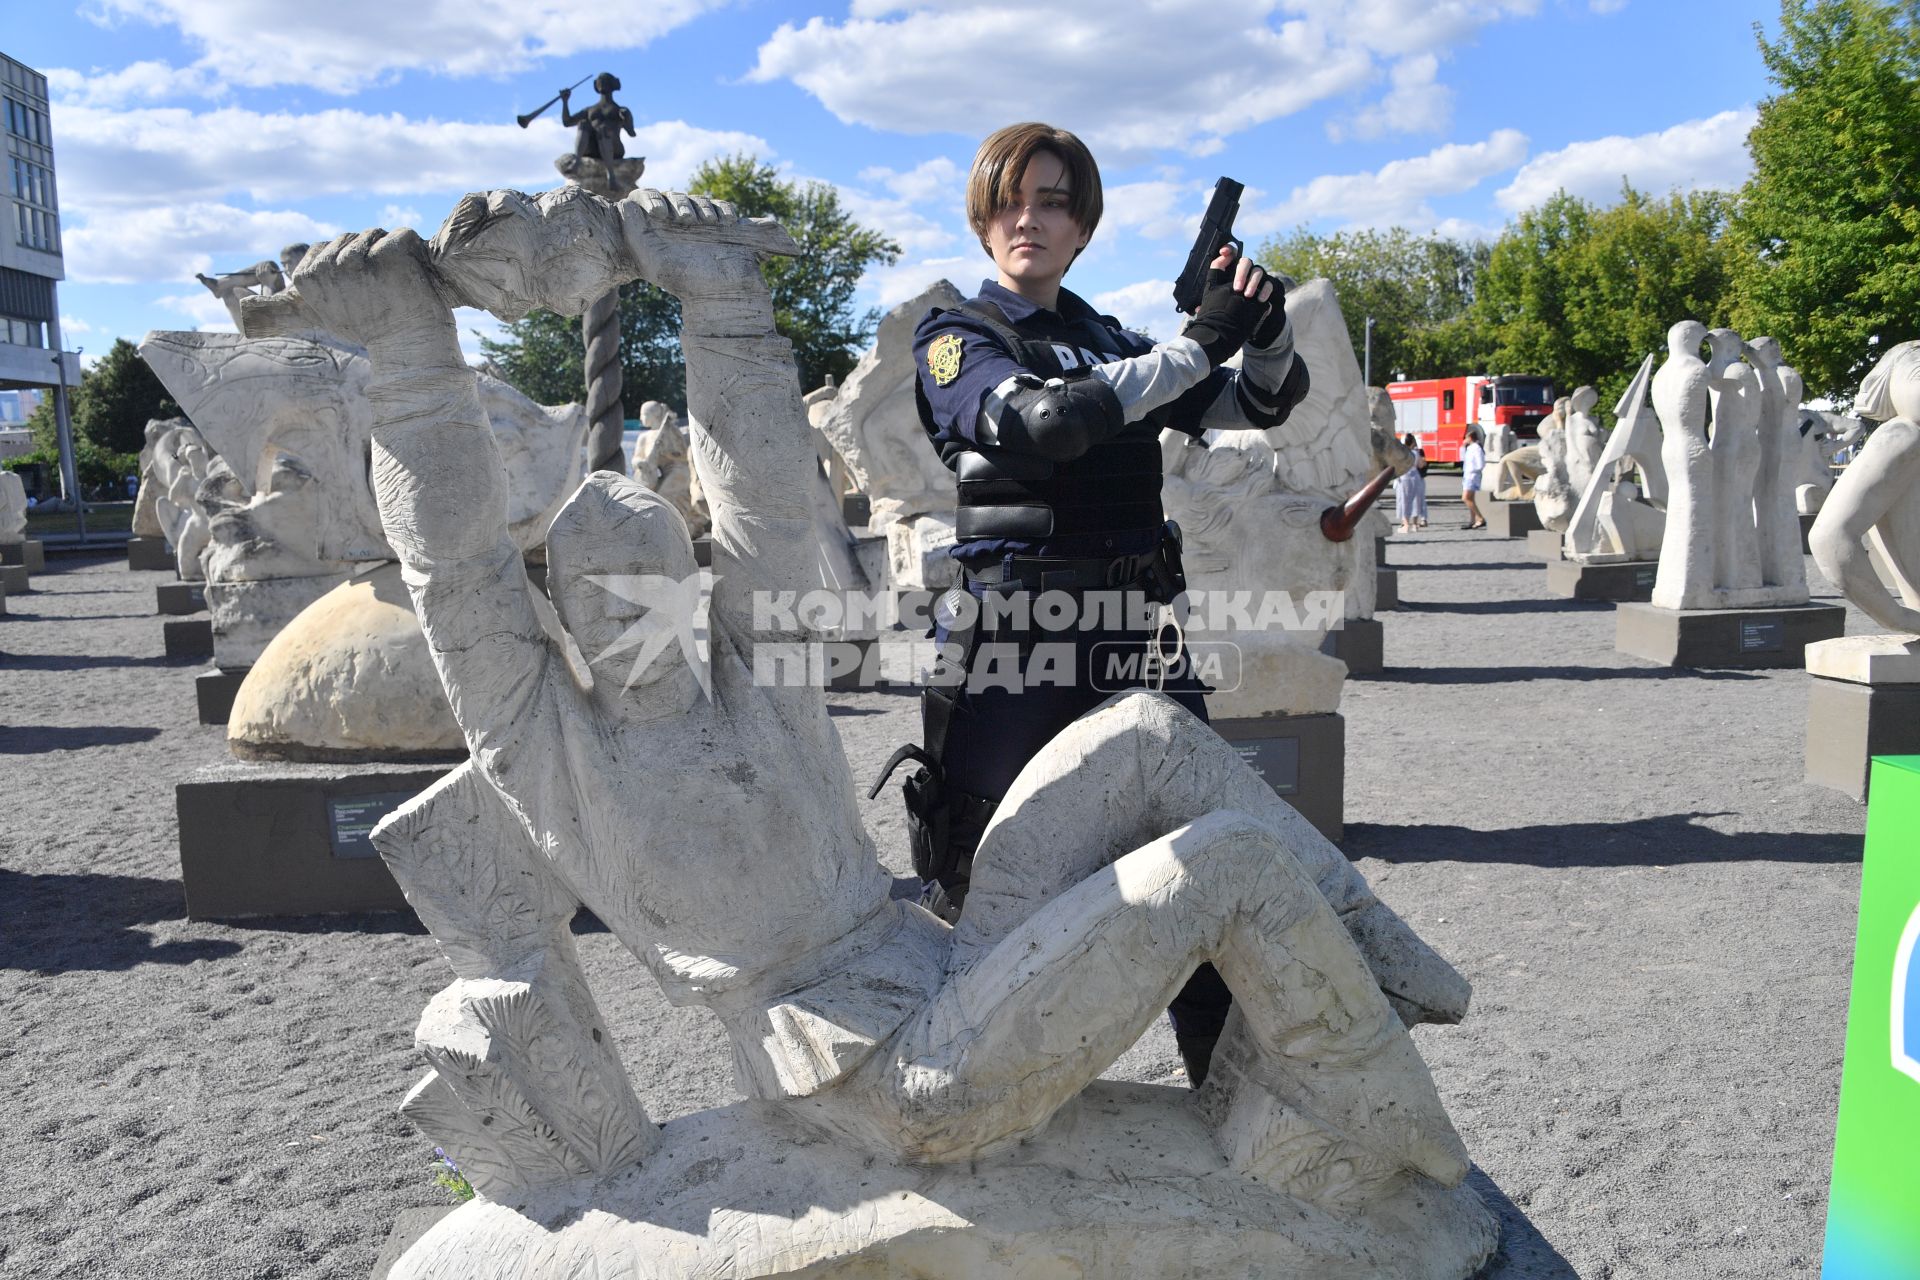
[916,300,1166,541]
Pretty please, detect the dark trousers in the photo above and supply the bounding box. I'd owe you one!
[934,610,1234,1044]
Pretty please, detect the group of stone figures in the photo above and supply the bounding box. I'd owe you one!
[138,168,1920,1272]
[1484,325,1867,612]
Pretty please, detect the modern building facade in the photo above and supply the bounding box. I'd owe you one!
[1,52,80,493]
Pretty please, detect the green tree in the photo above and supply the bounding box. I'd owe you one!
[75,338,180,455]
[690,154,902,390]
[1472,185,1737,408]
[1258,226,1493,382]
[23,389,58,452]
[1729,0,1920,400]
[479,282,685,412]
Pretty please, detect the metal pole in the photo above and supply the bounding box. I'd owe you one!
[1363,316,1375,386]
[48,337,86,542]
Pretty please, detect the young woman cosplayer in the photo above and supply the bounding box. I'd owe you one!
[896,122,1311,1084]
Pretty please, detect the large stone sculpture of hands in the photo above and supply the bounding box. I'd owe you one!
[243,186,797,345]
[243,227,464,371]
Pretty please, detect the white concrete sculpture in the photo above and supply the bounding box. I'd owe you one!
[0,469,25,544]
[1531,414,1577,532]
[1161,278,1384,718]
[1366,387,1417,476]
[1650,321,1811,611]
[245,189,1491,1278]
[1797,412,1862,515]
[809,281,966,592]
[130,418,173,539]
[1747,336,1810,598]
[148,421,215,581]
[1565,355,1666,564]
[1563,385,1606,498]
[195,245,308,328]
[630,400,708,539]
[1811,342,1920,644]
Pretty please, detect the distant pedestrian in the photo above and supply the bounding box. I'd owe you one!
[1461,426,1487,529]
[1394,431,1428,533]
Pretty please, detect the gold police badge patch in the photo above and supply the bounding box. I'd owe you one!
[927,332,964,386]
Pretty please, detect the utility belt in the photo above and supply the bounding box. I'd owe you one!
[869,522,1189,899]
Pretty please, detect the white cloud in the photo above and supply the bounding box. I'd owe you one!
[59,314,96,335]
[151,289,239,332]
[1103,180,1200,243]
[1246,129,1529,232]
[1495,109,1755,212]
[858,156,962,207]
[1092,280,1178,340]
[377,205,425,230]
[1329,53,1452,142]
[45,59,224,107]
[67,202,339,285]
[1590,0,1628,12]
[54,104,771,210]
[84,0,729,93]
[752,2,1539,153]
[859,254,978,310]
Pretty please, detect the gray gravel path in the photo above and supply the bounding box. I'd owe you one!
[0,512,1869,1278]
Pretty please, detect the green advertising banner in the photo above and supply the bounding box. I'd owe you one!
[1823,755,1920,1278]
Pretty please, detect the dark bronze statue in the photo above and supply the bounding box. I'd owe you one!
[560,73,635,169]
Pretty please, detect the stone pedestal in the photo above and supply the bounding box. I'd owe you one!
[197,667,249,725]
[840,492,870,527]
[0,539,44,571]
[175,759,453,919]
[1374,568,1398,611]
[1803,635,1920,800]
[163,617,214,659]
[1546,559,1658,602]
[384,1080,1495,1280]
[1325,617,1383,676]
[156,581,206,615]
[1615,601,1847,669]
[0,564,25,595]
[1484,500,1543,539]
[1211,712,1343,841]
[1525,529,1564,561]
[128,536,174,571]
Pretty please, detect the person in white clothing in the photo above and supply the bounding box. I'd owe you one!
[1461,426,1487,529]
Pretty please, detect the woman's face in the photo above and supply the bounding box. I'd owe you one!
[985,149,1091,297]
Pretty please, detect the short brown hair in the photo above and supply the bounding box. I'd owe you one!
[966,122,1103,256]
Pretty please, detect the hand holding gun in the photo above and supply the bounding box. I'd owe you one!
[1173,177,1245,315]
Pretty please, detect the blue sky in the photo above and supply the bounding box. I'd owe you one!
[16,1,1776,365]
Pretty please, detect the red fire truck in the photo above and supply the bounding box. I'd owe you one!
[1384,374,1556,464]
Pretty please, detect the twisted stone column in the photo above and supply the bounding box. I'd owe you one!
[583,286,625,474]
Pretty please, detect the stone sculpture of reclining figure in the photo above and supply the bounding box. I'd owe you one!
[248,188,1473,1222]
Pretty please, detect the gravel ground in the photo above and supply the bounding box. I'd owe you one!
[0,504,1870,1279]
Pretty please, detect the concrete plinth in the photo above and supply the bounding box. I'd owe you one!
[175,759,453,919]
[841,492,871,527]
[1484,501,1544,539]
[0,564,25,594]
[197,667,249,724]
[128,536,174,571]
[1615,601,1847,669]
[1546,559,1658,602]
[1525,529,1565,561]
[1374,568,1399,611]
[0,539,44,571]
[156,581,206,615]
[1804,677,1920,801]
[1211,711,1343,841]
[163,617,213,659]
[1326,617,1383,676]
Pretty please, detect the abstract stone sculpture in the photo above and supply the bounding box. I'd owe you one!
[1563,385,1606,498]
[244,187,1492,1278]
[630,399,707,538]
[1531,411,1577,532]
[1564,355,1666,564]
[194,244,307,328]
[147,420,214,581]
[1797,411,1863,515]
[1162,278,1384,717]
[0,469,26,543]
[1650,321,1811,611]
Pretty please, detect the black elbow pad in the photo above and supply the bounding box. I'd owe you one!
[979,374,1126,461]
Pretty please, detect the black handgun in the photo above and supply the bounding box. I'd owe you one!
[1173,176,1245,315]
